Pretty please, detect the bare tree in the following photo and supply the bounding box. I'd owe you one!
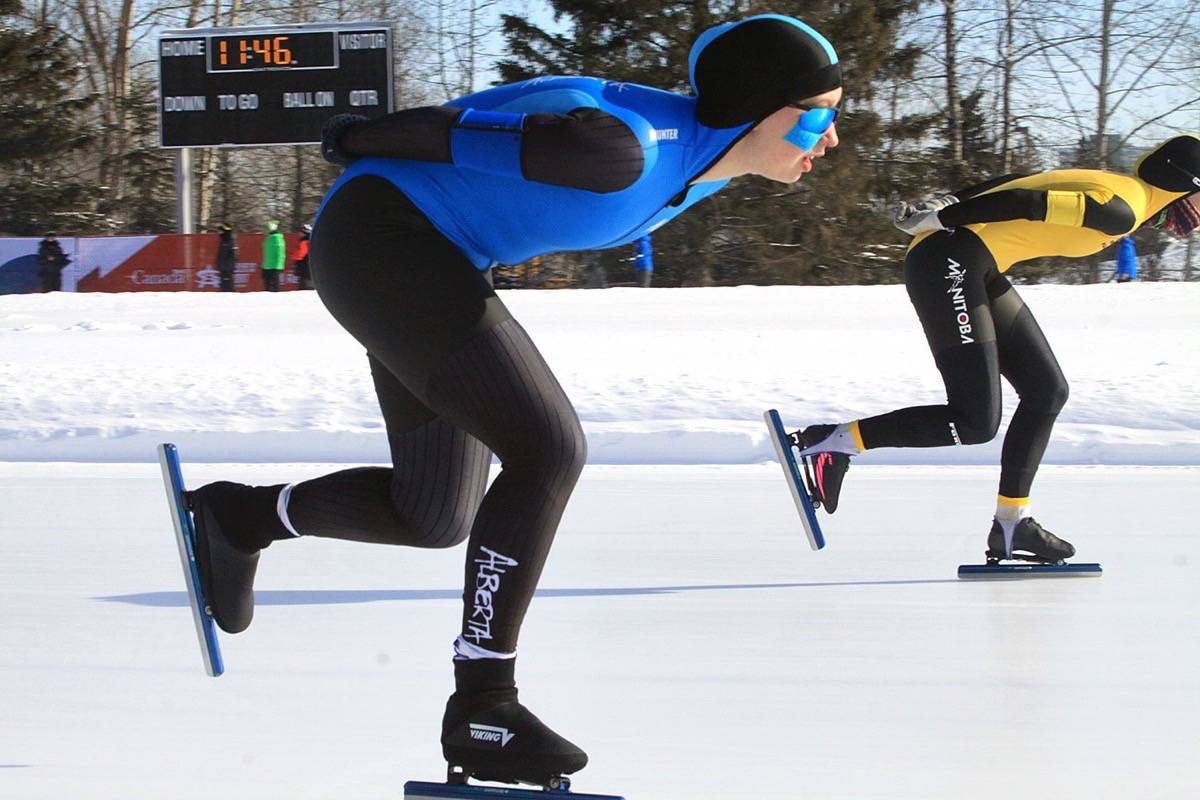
[942,0,964,172]
[74,0,135,198]
[414,0,505,101]
[1030,0,1198,166]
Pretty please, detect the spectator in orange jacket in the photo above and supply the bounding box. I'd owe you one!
[291,223,313,290]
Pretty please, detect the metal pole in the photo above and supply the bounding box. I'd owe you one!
[176,147,194,234]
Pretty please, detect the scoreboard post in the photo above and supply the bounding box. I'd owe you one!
[158,22,393,231]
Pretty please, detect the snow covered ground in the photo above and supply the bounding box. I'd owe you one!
[1,285,1198,799]
[2,283,1198,464]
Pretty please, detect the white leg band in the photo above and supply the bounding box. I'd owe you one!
[277,483,301,538]
[798,422,862,456]
[453,635,516,661]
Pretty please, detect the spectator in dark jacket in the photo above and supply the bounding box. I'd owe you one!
[216,224,238,292]
[37,233,70,292]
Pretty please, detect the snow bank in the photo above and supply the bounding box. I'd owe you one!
[1,283,1197,464]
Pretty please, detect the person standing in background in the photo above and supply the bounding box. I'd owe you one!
[1114,235,1137,282]
[216,224,238,292]
[291,224,313,290]
[633,234,654,287]
[37,232,70,292]
[261,220,286,292]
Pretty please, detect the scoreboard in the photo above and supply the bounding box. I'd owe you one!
[158,22,393,148]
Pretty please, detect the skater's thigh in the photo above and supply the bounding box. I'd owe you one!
[309,175,512,396]
[423,317,586,470]
[904,229,999,354]
[310,176,581,480]
[368,354,493,545]
[310,176,509,512]
[990,284,1068,404]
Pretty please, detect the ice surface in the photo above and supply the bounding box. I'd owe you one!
[1,463,1197,800]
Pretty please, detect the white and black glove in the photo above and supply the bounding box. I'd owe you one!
[893,194,959,235]
[914,194,959,214]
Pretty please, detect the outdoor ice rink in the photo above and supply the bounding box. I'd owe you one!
[3,285,1198,797]
[2,462,1197,800]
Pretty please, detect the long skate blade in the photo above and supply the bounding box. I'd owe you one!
[157,443,224,677]
[404,780,625,799]
[763,409,826,550]
[957,562,1102,579]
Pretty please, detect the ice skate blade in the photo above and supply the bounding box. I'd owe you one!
[404,779,625,799]
[958,561,1102,579]
[158,443,224,677]
[446,763,575,791]
[763,409,826,550]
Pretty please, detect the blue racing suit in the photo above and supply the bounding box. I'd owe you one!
[315,76,753,268]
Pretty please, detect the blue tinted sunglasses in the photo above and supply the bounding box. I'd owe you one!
[783,105,839,153]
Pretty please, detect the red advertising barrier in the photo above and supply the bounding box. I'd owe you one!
[68,232,303,292]
[75,231,302,293]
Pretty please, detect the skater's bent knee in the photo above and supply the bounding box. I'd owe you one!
[397,499,479,549]
[953,402,1001,445]
[1041,379,1069,415]
[412,513,473,549]
[504,416,588,487]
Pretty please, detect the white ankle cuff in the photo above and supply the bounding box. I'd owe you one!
[799,423,861,456]
[453,636,516,661]
[277,483,301,538]
[995,499,1031,524]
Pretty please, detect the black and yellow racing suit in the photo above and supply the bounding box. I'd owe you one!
[854,169,1188,501]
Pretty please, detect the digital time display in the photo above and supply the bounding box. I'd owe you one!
[208,31,337,72]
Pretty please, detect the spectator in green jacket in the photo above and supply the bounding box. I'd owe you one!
[261,220,286,292]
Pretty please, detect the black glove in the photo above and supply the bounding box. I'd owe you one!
[321,114,369,166]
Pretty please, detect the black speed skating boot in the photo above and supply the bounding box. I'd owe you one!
[794,424,851,514]
[442,658,587,789]
[185,481,289,634]
[987,517,1076,564]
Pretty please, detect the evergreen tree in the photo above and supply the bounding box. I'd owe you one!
[936,89,998,185]
[497,0,922,286]
[107,76,177,233]
[0,1,100,234]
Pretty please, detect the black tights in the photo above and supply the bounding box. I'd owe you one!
[290,176,586,653]
[857,229,1068,498]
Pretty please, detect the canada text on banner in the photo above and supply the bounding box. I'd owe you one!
[76,233,302,292]
[0,232,303,293]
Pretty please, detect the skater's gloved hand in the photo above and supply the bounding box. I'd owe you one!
[321,114,369,166]
[912,193,959,214]
[893,202,947,235]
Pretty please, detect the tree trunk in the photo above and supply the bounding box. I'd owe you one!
[1088,0,1115,282]
[215,0,242,228]
[188,0,212,229]
[999,0,1015,172]
[943,0,964,178]
[110,0,134,199]
[292,146,306,230]
[1095,0,1114,168]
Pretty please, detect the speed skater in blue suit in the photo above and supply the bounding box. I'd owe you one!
[181,13,844,789]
